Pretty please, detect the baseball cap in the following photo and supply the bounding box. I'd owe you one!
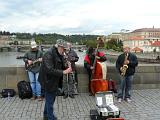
[31,41,37,48]
[55,39,67,49]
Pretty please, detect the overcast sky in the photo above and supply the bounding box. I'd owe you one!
[0,0,160,35]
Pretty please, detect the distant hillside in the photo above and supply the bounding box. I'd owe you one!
[0,31,100,45]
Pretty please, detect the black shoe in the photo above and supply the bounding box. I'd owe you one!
[89,93,93,96]
[63,94,68,99]
[69,94,75,98]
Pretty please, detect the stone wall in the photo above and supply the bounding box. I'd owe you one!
[0,64,160,93]
[77,64,160,92]
[0,66,28,92]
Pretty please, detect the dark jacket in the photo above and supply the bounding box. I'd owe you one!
[23,49,43,73]
[38,47,65,92]
[116,52,138,76]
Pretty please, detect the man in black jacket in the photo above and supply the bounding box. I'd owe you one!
[38,39,72,120]
[116,46,138,103]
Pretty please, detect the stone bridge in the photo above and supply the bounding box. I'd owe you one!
[0,44,86,52]
[0,63,160,93]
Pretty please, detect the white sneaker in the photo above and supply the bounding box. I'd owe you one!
[118,98,122,103]
[126,98,132,103]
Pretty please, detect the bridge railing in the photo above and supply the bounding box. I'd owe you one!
[0,44,86,52]
[0,64,160,93]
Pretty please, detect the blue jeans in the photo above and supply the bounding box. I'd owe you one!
[44,91,57,120]
[118,75,133,99]
[28,71,41,96]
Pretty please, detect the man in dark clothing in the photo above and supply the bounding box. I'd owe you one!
[38,39,72,120]
[23,41,43,101]
[116,46,138,103]
[84,47,107,95]
[63,42,79,99]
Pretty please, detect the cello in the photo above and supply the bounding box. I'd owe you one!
[90,37,109,95]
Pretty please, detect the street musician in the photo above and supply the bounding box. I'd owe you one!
[116,46,138,103]
[84,42,107,96]
[23,41,43,101]
[63,42,79,99]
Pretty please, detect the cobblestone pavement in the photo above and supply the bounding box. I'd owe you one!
[0,89,160,120]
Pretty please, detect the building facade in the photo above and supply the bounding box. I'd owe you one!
[108,27,160,53]
[124,28,160,52]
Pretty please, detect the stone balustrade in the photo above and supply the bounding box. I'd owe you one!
[0,64,160,93]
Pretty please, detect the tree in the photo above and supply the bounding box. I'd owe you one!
[85,39,97,48]
[105,38,123,51]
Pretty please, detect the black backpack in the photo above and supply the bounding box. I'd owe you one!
[1,89,16,98]
[17,80,32,99]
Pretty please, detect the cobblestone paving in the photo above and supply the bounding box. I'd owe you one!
[0,89,160,120]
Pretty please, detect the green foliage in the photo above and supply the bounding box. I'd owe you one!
[105,38,123,52]
[0,31,11,35]
[16,33,32,39]
[2,31,101,46]
[85,39,97,48]
[9,32,99,45]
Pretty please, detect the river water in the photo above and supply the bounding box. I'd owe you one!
[0,50,116,67]
[0,52,25,67]
[0,51,88,67]
[0,50,157,67]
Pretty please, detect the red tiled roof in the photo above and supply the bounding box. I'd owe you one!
[132,47,143,52]
[128,36,144,40]
[151,41,160,47]
[132,28,160,33]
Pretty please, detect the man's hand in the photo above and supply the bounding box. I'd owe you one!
[38,58,42,62]
[90,66,94,70]
[63,66,72,74]
[27,60,33,65]
[96,56,100,59]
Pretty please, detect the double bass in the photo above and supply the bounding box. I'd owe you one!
[90,37,109,95]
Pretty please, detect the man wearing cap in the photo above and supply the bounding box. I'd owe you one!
[38,39,72,120]
[23,41,43,101]
[116,46,138,103]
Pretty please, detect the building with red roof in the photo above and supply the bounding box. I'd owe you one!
[122,27,160,52]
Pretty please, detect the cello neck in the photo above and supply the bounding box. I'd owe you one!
[92,44,99,75]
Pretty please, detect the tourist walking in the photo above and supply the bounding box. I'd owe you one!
[38,39,72,120]
[116,46,138,103]
[23,41,43,101]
